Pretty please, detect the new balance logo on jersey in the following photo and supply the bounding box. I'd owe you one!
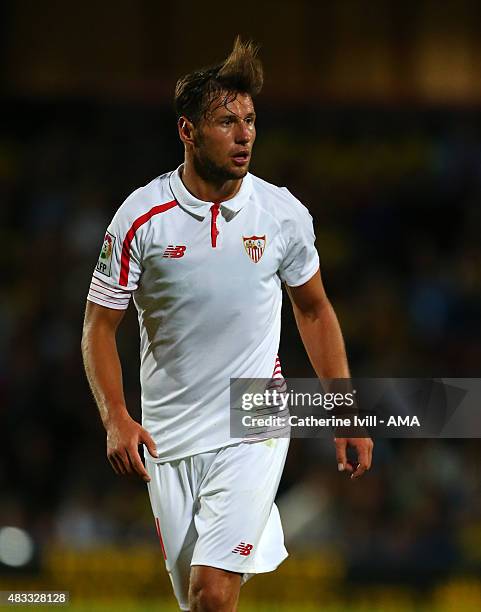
[232,542,253,556]
[162,245,186,258]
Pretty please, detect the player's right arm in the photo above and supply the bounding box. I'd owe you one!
[82,300,158,483]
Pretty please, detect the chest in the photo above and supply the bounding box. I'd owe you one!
[141,206,283,292]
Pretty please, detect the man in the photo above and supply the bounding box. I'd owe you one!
[82,37,373,612]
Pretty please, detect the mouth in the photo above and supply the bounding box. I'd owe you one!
[231,151,250,166]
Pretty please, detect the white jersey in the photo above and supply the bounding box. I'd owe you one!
[87,165,319,461]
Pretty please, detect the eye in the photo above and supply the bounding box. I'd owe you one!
[222,118,233,126]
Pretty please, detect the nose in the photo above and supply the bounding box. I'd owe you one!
[235,120,253,144]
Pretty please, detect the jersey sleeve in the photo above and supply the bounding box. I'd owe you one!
[87,208,142,310]
[278,193,320,287]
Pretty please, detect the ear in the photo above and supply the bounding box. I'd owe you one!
[178,116,195,146]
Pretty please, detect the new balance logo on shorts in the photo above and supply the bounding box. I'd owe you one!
[232,542,253,556]
[163,245,186,258]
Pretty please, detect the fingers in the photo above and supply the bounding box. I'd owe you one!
[335,437,374,479]
[108,447,150,482]
[139,428,158,459]
[108,453,124,475]
[351,462,367,479]
[334,438,354,473]
[126,447,151,483]
[107,430,156,482]
[351,439,374,480]
[108,451,131,476]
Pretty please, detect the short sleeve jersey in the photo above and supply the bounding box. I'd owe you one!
[87,166,319,461]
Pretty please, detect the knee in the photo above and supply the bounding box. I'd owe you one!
[189,580,232,612]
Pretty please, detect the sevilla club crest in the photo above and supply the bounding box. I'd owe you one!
[243,235,266,263]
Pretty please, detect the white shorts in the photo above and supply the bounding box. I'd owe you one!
[145,437,289,611]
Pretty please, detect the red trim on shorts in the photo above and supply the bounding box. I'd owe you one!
[119,200,177,286]
[155,517,167,560]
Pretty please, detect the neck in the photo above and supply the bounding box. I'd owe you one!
[181,157,243,203]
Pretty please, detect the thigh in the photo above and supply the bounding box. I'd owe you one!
[192,438,289,573]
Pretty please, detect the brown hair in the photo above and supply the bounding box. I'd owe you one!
[174,36,263,124]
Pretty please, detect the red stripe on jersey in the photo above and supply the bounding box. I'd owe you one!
[210,203,220,248]
[119,200,177,286]
[155,517,167,560]
[272,355,283,377]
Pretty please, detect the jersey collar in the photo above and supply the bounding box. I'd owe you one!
[169,164,253,219]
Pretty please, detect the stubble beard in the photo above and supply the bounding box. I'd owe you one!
[192,147,249,185]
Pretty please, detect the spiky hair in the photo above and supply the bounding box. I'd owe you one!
[174,36,263,123]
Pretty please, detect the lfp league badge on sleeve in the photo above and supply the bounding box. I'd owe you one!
[96,231,116,276]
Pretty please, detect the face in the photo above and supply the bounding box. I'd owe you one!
[189,92,256,183]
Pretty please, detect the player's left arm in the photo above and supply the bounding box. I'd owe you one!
[286,269,374,479]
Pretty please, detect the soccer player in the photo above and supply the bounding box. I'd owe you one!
[82,37,373,612]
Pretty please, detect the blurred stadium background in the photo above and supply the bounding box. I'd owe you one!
[2,1,481,610]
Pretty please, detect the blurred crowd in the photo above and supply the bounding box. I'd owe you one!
[1,98,481,583]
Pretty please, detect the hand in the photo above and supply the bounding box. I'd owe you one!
[334,436,373,480]
[106,415,158,482]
